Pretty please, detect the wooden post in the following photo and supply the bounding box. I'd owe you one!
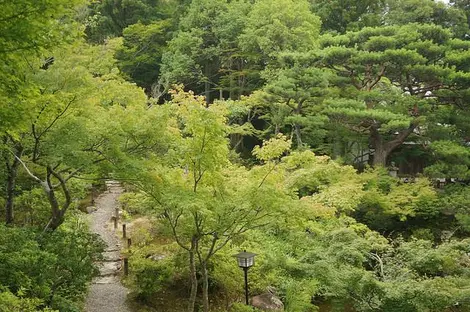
[127,238,132,249]
[115,207,119,220]
[91,189,95,205]
[123,257,129,276]
[113,216,117,229]
[122,224,127,239]
[244,267,249,305]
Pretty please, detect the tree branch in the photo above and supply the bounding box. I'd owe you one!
[164,209,190,251]
[49,168,71,212]
[37,95,77,139]
[12,153,42,184]
[385,121,418,151]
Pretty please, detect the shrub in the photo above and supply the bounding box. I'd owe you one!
[131,256,175,298]
[0,216,104,312]
[229,302,262,312]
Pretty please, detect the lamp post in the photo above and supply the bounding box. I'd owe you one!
[234,250,256,305]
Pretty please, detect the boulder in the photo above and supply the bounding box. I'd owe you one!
[86,206,97,214]
[251,292,284,311]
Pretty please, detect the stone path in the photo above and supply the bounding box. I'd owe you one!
[85,181,132,312]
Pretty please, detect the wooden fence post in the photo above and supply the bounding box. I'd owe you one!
[123,257,129,276]
[111,216,117,229]
[122,224,127,239]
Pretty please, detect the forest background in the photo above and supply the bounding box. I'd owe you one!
[1,0,470,311]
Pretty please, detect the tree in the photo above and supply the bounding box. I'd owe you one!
[0,0,85,133]
[318,24,470,167]
[309,0,386,34]
[83,0,182,43]
[252,53,330,148]
[385,0,469,38]
[239,0,321,64]
[424,141,470,179]
[115,21,173,93]
[161,0,322,103]
[0,1,89,225]
[125,90,293,311]
[450,0,470,35]
[160,0,252,102]
[2,41,148,228]
[0,0,83,55]
[309,0,469,37]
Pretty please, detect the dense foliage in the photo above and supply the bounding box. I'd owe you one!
[0,216,103,311]
[2,0,470,311]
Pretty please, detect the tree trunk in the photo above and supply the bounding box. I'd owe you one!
[44,186,65,231]
[4,142,23,225]
[293,101,304,147]
[43,167,71,231]
[238,58,244,100]
[370,125,389,167]
[372,142,389,167]
[230,133,244,153]
[370,122,417,167]
[48,212,65,231]
[205,62,210,104]
[294,123,303,147]
[201,262,209,312]
[5,158,20,224]
[188,237,198,312]
[5,174,15,224]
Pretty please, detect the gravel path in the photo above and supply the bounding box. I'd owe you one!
[85,181,132,312]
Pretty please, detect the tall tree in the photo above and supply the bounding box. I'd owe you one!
[318,24,470,167]
[309,0,386,34]
[0,0,86,225]
[385,0,469,38]
[0,0,84,133]
[125,90,293,311]
[2,41,148,228]
[450,0,470,34]
[240,0,321,63]
[251,53,330,148]
[160,0,252,102]
[84,0,183,43]
[115,20,174,93]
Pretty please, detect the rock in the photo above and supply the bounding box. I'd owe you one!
[86,206,98,214]
[149,254,166,261]
[251,292,284,311]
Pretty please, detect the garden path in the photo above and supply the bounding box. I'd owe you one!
[84,181,132,312]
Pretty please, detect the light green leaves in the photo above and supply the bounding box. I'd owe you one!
[240,0,320,60]
[253,134,292,162]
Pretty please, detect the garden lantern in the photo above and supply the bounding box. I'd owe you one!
[234,250,256,305]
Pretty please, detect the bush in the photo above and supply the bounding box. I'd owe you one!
[0,216,104,312]
[131,256,175,298]
[119,192,153,215]
[229,302,262,312]
[0,290,54,312]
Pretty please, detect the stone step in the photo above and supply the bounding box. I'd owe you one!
[101,258,121,262]
[105,180,120,184]
[104,248,120,252]
[93,275,118,284]
[98,261,121,276]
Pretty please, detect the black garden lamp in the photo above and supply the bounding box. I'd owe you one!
[234,250,256,305]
